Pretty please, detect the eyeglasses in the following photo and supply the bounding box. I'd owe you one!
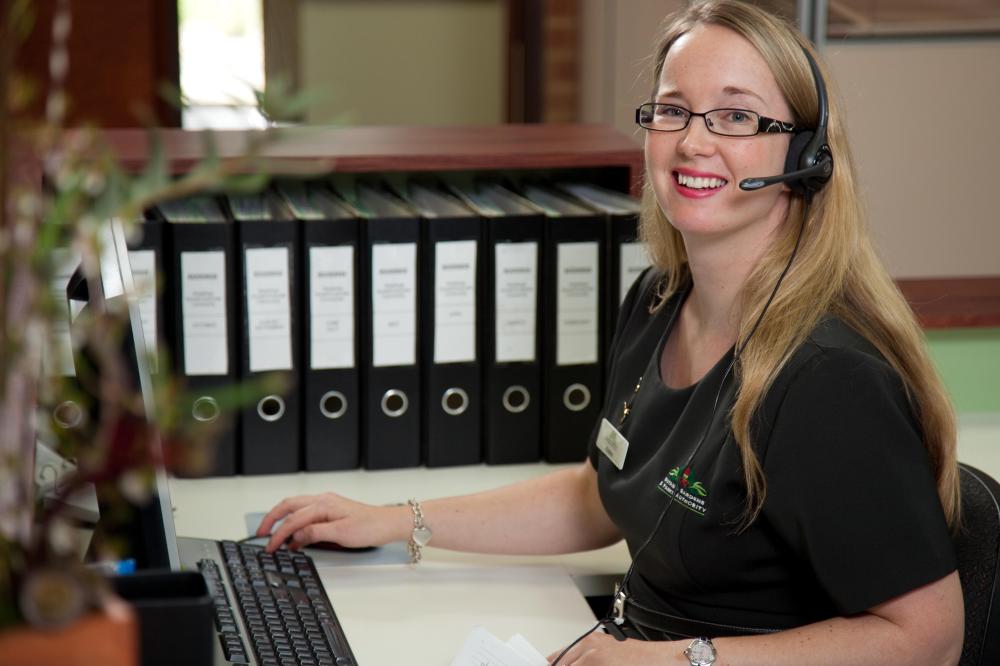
[635,103,796,137]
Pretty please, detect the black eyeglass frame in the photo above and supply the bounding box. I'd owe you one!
[635,102,796,136]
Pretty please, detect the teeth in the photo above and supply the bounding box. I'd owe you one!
[676,173,726,189]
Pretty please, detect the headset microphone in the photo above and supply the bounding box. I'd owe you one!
[738,48,833,200]
[739,159,832,192]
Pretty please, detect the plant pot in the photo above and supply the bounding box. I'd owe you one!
[0,595,137,666]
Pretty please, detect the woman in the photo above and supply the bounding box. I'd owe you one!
[258,2,964,663]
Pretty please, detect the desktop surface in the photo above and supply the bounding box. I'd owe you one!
[169,462,631,664]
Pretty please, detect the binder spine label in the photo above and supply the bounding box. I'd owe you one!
[245,247,293,372]
[372,243,417,368]
[181,250,229,376]
[43,249,81,378]
[309,245,355,370]
[433,240,477,364]
[556,242,599,366]
[619,242,650,304]
[128,249,159,373]
[495,241,538,363]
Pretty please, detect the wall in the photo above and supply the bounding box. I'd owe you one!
[298,0,504,127]
[825,38,1000,278]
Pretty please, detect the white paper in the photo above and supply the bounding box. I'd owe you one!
[619,241,651,304]
[43,249,80,377]
[372,243,417,367]
[309,245,355,370]
[127,249,158,373]
[494,242,538,363]
[181,251,229,376]
[434,240,477,364]
[451,627,547,666]
[556,242,599,366]
[245,247,293,372]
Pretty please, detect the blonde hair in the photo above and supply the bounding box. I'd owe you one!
[640,0,960,529]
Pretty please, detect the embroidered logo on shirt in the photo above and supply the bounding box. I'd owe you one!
[657,466,710,516]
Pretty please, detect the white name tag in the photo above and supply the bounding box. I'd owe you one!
[596,418,629,470]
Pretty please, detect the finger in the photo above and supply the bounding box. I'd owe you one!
[265,504,327,552]
[257,496,312,537]
[288,522,338,551]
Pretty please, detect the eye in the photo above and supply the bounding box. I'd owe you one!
[723,110,751,123]
[658,105,688,119]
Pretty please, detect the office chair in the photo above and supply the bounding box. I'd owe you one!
[955,462,1000,665]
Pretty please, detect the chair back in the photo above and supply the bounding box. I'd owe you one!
[955,462,1000,665]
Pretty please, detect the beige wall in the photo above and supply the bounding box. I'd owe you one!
[579,1,1000,278]
[826,39,1000,278]
[299,0,504,126]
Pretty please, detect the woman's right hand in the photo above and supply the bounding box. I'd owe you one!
[255,493,410,553]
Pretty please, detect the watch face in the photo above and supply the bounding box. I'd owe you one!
[413,525,433,547]
[686,640,716,665]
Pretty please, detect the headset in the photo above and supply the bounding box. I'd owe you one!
[739,47,834,200]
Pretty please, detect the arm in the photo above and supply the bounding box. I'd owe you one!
[257,461,621,555]
[551,570,964,665]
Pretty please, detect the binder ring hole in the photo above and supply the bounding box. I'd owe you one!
[257,395,286,423]
[563,383,591,412]
[319,391,348,420]
[192,396,220,423]
[381,390,408,418]
[502,385,530,414]
[441,388,469,416]
[52,400,84,429]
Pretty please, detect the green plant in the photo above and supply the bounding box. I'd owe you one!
[0,0,311,631]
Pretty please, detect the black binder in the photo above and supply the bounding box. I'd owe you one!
[126,216,167,377]
[157,196,238,476]
[555,182,646,353]
[520,184,606,463]
[449,182,543,465]
[337,182,422,470]
[226,192,301,475]
[275,180,361,471]
[401,182,482,467]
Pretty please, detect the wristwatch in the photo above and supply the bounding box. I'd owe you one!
[684,637,716,666]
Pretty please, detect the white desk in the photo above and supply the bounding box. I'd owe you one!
[168,416,999,664]
[169,463,631,665]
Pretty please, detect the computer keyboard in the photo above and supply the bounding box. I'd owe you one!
[199,541,357,666]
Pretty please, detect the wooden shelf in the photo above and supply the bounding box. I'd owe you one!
[97,123,645,193]
[91,124,999,329]
[897,277,1000,329]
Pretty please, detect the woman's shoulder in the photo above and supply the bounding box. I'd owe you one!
[771,315,906,409]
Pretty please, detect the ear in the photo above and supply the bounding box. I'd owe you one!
[784,130,814,174]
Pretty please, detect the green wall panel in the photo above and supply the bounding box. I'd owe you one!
[926,328,1000,414]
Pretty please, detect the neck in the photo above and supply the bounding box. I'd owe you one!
[682,223,780,344]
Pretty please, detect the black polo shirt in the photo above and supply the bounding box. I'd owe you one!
[588,268,956,633]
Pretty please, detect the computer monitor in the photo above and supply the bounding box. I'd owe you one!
[63,218,181,570]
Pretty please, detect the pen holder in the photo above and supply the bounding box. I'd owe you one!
[111,570,214,666]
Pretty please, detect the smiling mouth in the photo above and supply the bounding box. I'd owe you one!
[674,171,728,191]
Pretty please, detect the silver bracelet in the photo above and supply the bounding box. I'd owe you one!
[406,499,432,564]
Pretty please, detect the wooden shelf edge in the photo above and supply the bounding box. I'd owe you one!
[897,276,1000,329]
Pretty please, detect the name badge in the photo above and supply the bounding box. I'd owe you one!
[596,418,629,470]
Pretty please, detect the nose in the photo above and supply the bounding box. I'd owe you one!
[676,115,718,159]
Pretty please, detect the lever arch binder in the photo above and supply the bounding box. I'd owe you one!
[157,196,239,476]
[126,216,166,376]
[275,180,361,471]
[555,182,647,352]
[449,182,543,465]
[520,184,605,463]
[401,182,482,467]
[337,182,422,470]
[226,192,301,475]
